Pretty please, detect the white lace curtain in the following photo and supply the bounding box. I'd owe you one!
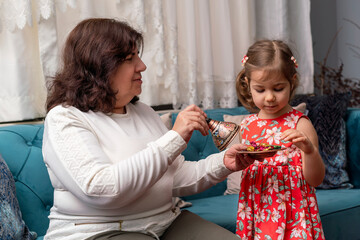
[0,0,313,122]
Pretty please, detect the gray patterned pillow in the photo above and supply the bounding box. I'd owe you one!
[0,155,37,240]
[291,92,352,189]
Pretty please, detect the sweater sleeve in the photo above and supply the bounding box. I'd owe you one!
[42,107,187,209]
[172,150,232,197]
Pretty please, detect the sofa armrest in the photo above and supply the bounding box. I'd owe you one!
[346,108,360,188]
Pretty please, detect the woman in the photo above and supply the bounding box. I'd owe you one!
[42,18,252,240]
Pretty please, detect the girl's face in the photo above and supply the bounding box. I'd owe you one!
[249,70,292,118]
[110,48,147,114]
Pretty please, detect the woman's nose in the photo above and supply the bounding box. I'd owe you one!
[137,59,147,72]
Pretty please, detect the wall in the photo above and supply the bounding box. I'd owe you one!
[311,0,360,82]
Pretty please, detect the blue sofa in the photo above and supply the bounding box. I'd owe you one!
[0,107,360,240]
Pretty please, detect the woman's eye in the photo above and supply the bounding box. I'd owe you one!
[125,52,136,61]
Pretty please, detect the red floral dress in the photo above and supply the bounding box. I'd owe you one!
[236,109,325,240]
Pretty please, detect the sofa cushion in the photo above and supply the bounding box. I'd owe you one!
[183,194,238,233]
[316,189,360,240]
[0,154,37,239]
[0,124,53,237]
[291,92,352,189]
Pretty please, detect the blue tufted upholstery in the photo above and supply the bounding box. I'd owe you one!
[0,124,53,238]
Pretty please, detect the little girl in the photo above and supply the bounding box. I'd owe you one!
[235,40,326,239]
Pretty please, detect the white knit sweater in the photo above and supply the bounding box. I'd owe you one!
[42,101,231,239]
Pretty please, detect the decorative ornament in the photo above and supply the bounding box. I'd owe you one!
[206,118,239,151]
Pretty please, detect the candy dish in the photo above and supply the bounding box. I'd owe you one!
[237,148,286,159]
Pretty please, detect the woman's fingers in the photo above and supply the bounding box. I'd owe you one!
[172,105,209,142]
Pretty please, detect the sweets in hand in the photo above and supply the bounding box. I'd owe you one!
[246,141,281,152]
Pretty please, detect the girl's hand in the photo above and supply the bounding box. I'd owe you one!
[172,104,209,143]
[223,144,257,171]
[281,129,315,154]
[284,117,325,187]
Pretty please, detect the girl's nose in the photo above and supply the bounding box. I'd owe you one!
[265,92,276,101]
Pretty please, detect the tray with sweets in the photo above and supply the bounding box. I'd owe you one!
[238,141,286,159]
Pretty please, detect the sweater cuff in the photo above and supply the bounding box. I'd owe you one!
[211,150,233,179]
[155,130,187,163]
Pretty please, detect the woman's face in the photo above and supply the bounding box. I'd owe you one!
[110,48,147,113]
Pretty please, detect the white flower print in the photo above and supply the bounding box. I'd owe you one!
[290,177,295,189]
[266,176,280,194]
[309,197,318,211]
[240,121,248,130]
[238,202,246,220]
[288,146,301,159]
[257,120,267,128]
[266,177,275,194]
[260,209,266,222]
[261,193,268,203]
[254,209,266,223]
[290,228,302,238]
[271,208,281,222]
[265,127,281,145]
[284,114,299,128]
[276,193,286,211]
[275,154,288,164]
[238,202,252,220]
[276,222,286,240]
[299,211,307,229]
[247,221,253,233]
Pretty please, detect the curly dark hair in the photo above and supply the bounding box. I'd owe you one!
[236,39,299,112]
[46,18,144,113]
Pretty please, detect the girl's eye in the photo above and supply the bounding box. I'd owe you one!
[274,88,284,92]
[255,89,264,93]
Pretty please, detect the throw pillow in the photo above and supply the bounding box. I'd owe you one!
[291,92,352,189]
[0,155,37,240]
[160,112,173,130]
[224,102,307,195]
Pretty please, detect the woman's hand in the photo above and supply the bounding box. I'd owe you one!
[223,144,257,171]
[172,104,209,143]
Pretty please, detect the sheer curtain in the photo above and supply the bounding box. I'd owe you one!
[0,0,313,122]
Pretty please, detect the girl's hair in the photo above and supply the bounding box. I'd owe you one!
[46,18,144,113]
[236,39,299,112]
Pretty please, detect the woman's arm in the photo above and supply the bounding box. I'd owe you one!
[281,117,325,187]
[43,107,186,209]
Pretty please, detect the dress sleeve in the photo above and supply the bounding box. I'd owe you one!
[42,107,187,209]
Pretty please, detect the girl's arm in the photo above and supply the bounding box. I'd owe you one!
[281,117,325,187]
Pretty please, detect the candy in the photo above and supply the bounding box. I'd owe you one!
[246,141,281,152]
